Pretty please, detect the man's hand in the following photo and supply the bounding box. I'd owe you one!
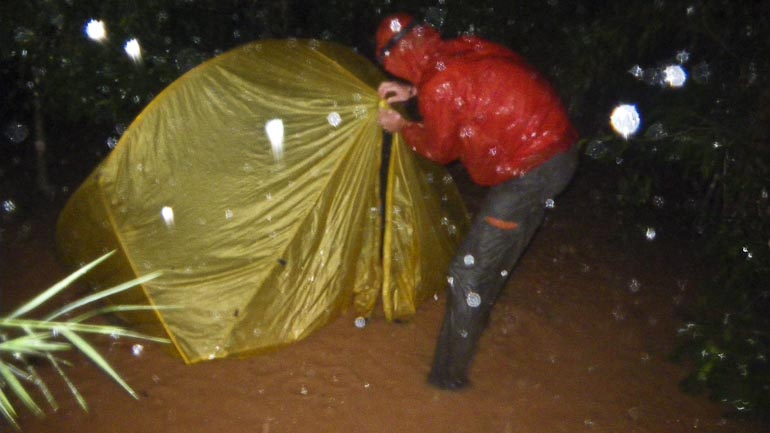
[378,81,416,104]
[378,109,407,133]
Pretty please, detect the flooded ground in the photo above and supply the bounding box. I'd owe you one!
[3,168,765,433]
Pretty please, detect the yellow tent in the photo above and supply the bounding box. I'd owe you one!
[56,39,469,364]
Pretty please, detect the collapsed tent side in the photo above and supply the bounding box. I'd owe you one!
[382,134,470,321]
[56,172,169,339]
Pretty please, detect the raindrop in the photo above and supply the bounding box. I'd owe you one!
[327,112,342,127]
[545,198,555,209]
[628,278,641,293]
[300,385,308,396]
[354,316,367,328]
[225,209,234,220]
[584,139,610,160]
[466,291,481,308]
[447,276,454,287]
[463,254,475,266]
[628,65,643,79]
[124,38,142,63]
[663,64,687,87]
[265,119,284,161]
[500,270,509,278]
[85,19,107,41]
[742,246,753,260]
[645,227,656,241]
[442,174,453,185]
[106,136,118,149]
[676,50,690,64]
[611,305,626,321]
[459,329,469,338]
[131,344,144,357]
[652,195,665,208]
[4,122,29,143]
[610,104,641,139]
[2,199,17,215]
[161,206,175,228]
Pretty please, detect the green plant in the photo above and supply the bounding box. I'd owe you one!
[0,251,171,430]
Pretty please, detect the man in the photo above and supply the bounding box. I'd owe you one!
[376,13,579,389]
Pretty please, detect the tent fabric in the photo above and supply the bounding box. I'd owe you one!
[56,39,469,364]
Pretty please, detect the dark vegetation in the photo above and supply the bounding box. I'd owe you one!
[1,0,767,422]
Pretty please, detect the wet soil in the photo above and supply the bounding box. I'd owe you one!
[3,170,765,433]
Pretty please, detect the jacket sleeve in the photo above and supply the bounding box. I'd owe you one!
[399,82,459,165]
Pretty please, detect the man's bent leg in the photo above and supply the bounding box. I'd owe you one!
[428,146,578,389]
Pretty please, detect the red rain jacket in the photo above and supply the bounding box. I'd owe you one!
[382,25,578,186]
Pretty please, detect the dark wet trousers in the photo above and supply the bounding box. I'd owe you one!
[429,145,579,389]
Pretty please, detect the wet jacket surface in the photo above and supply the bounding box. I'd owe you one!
[382,26,579,186]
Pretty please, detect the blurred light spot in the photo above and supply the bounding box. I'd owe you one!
[466,291,481,308]
[225,209,234,220]
[610,104,641,139]
[354,316,367,328]
[85,19,107,41]
[2,199,17,214]
[327,112,342,127]
[265,119,284,161]
[389,18,403,33]
[645,227,657,241]
[131,344,144,357]
[161,206,175,228]
[545,198,555,209]
[447,276,455,287]
[628,64,643,78]
[629,278,642,293]
[4,122,29,143]
[463,254,475,266]
[124,38,142,62]
[106,136,118,149]
[663,64,687,87]
[676,50,690,64]
[500,270,509,278]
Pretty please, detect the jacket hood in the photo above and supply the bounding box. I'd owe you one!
[378,20,442,84]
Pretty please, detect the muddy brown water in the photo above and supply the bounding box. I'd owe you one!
[3,170,764,433]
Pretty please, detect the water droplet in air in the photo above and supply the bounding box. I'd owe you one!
[132,344,144,357]
[300,385,308,396]
[459,329,469,338]
[500,270,509,278]
[161,206,175,228]
[354,316,367,328]
[545,198,555,209]
[628,65,643,78]
[4,122,29,143]
[663,64,687,87]
[327,112,342,127]
[225,209,234,220]
[645,227,656,241]
[2,199,17,214]
[628,278,641,293]
[447,276,454,287]
[466,291,481,308]
[610,104,640,139]
[463,254,475,266]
